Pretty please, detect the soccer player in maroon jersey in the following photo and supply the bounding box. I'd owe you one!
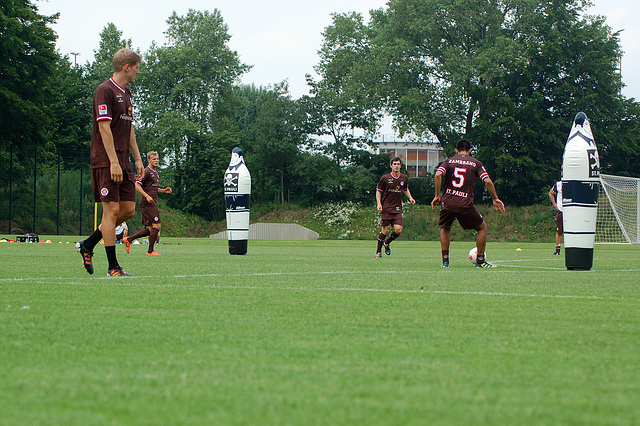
[549,181,563,255]
[124,151,173,255]
[375,157,416,258]
[431,140,505,268]
[77,48,144,277]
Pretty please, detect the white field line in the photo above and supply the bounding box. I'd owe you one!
[0,268,585,283]
[4,262,640,284]
[195,284,610,300]
[0,269,631,301]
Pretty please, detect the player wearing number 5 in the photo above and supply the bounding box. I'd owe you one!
[431,139,505,268]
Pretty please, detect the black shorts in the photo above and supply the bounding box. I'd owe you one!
[92,168,136,203]
[438,206,484,230]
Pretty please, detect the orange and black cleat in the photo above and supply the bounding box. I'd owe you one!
[107,266,132,277]
[76,240,94,275]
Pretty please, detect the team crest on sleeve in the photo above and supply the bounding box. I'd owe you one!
[100,188,109,196]
[98,104,108,116]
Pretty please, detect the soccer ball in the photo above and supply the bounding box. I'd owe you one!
[468,247,484,264]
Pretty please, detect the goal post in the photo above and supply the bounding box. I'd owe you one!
[596,174,640,244]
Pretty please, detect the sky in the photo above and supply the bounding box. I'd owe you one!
[37,0,640,108]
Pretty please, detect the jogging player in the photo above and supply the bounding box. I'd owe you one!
[124,151,172,255]
[375,156,416,258]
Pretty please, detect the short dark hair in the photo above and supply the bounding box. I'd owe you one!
[456,139,472,152]
[390,156,402,165]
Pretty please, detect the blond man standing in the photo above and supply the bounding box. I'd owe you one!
[77,48,144,277]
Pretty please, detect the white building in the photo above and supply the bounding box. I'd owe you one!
[372,134,444,177]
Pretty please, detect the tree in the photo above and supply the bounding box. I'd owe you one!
[472,4,626,204]
[315,0,635,205]
[303,12,383,160]
[44,24,132,169]
[595,97,640,177]
[290,152,343,205]
[370,0,516,148]
[47,55,93,154]
[0,0,58,150]
[135,9,249,218]
[242,83,307,206]
[234,83,389,207]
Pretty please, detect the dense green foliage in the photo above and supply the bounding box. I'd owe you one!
[134,10,248,220]
[2,240,640,424]
[311,0,640,205]
[0,1,59,234]
[0,0,58,151]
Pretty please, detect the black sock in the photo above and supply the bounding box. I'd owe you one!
[376,233,387,254]
[384,232,400,246]
[477,254,485,264]
[148,228,159,253]
[128,228,150,242]
[105,245,118,270]
[84,229,103,251]
[442,250,449,264]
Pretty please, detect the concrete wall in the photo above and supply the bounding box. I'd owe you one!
[211,223,319,240]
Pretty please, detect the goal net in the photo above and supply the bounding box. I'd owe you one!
[596,174,640,243]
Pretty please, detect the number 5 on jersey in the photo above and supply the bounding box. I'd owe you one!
[452,167,466,188]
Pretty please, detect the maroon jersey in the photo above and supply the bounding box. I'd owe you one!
[137,166,159,205]
[91,78,134,170]
[377,172,409,215]
[549,181,563,212]
[438,154,489,209]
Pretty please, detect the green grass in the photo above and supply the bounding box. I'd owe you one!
[1,237,639,425]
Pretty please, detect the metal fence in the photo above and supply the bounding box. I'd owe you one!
[1,144,95,236]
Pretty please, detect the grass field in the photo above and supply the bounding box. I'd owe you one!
[1,237,639,425]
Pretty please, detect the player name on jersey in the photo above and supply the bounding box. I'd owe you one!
[448,159,478,167]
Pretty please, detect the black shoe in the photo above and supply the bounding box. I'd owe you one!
[384,243,391,256]
[107,266,132,277]
[76,240,94,275]
[553,251,560,255]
